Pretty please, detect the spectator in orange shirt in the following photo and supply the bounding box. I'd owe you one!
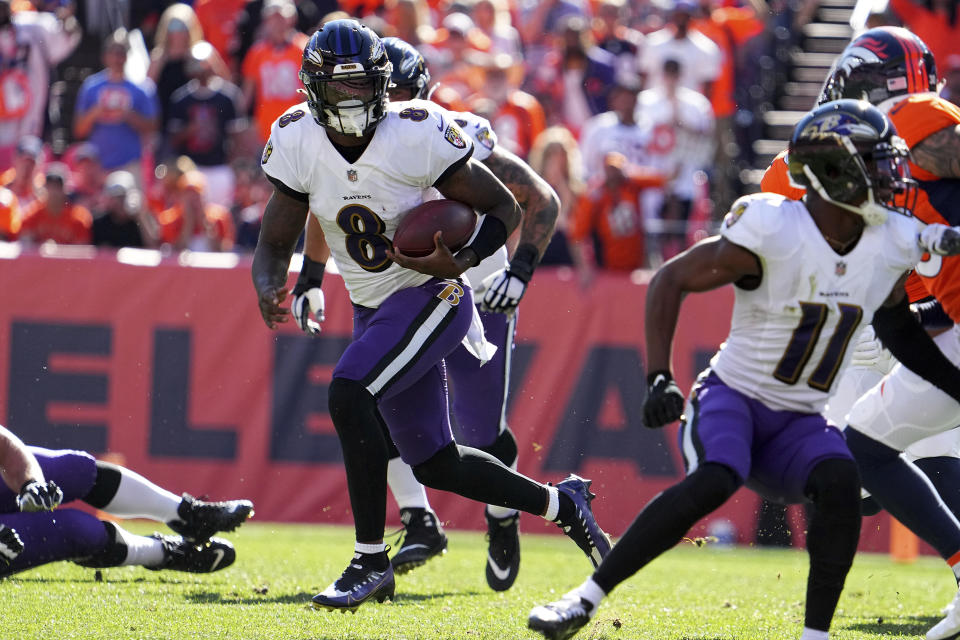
[157,170,235,252]
[469,56,545,159]
[194,0,247,66]
[2,135,43,212]
[241,0,309,144]
[19,164,92,245]
[0,184,19,241]
[568,152,666,286]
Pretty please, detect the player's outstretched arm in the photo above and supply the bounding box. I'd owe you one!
[910,124,960,178]
[0,425,63,512]
[873,281,960,405]
[479,147,560,312]
[252,187,310,329]
[389,158,521,279]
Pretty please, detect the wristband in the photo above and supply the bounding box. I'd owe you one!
[456,215,508,266]
[911,298,953,330]
[509,243,540,283]
[646,370,673,386]
[294,256,325,294]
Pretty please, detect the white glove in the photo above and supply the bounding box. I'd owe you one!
[480,269,528,312]
[849,325,892,372]
[920,223,960,256]
[17,480,63,512]
[291,287,325,336]
[0,524,23,566]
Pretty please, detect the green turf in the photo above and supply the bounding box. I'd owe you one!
[1,520,954,639]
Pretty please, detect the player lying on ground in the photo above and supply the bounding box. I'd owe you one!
[290,35,560,591]
[0,424,253,576]
[252,19,609,613]
[528,99,960,640]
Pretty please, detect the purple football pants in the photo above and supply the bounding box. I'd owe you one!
[0,448,108,576]
[679,371,853,503]
[333,278,474,466]
[445,309,515,448]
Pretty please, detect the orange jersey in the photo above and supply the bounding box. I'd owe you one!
[20,201,92,245]
[570,172,665,270]
[0,186,19,240]
[158,202,235,250]
[760,150,805,201]
[693,8,764,119]
[242,34,310,142]
[194,0,247,64]
[886,93,960,181]
[489,91,546,159]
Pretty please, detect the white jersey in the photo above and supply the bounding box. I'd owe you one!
[710,193,923,413]
[261,99,473,308]
[432,109,509,296]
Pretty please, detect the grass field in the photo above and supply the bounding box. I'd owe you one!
[1,521,956,639]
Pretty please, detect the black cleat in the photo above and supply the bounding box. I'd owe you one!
[391,507,448,575]
[485,510,520,591]
[528,592,595,640]
[145,534,236,573]
[555,475,612,568]
[167,493,254,544]
[312,553,395,612]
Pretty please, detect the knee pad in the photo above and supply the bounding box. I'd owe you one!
[480,428,518,467]
[805,458,861,512]
[672,463,740,519]
[412,443,459,490]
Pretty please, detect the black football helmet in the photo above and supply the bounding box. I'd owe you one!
[788,99,915,225]
[299,19,392,137]
[382,37,431,101]
[818,27,938,106]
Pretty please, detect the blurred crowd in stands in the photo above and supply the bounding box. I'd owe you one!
[0,0,958,281]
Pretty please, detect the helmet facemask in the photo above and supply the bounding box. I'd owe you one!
[799,134,915,226]
[300,62,392,137]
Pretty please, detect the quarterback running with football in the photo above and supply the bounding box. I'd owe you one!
[0,424,251,576]
[252,19,608,612]
[291,35,560,591]
[528,100,960,640]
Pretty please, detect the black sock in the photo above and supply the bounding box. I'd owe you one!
[413,443,548,514]
[357,550,390,572]
[803,458,861,632]
[329,378,390,544]
[82,462,123,509]
[592,463,739,594]
[846,428,960,558]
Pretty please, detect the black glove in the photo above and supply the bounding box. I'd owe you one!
[642,370,685,428]
[0,524,23,566]
[17,479,63,512]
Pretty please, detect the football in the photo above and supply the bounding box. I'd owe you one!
[392,199,477,257]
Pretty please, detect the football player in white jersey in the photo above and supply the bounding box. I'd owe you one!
[528,100,960,640]
[251,19,608,612]
[294,35,559,592]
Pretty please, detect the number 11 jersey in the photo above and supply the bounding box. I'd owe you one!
[711,193,922,413]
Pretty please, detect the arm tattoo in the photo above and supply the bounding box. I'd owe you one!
[911,125,960,178]
[252,188,310,293]
[483,148,560,255]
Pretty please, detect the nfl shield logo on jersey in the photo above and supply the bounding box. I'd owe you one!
[347,169,358,182]
[835,261,847,276]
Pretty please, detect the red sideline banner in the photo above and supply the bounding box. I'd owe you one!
[0,248,896,552]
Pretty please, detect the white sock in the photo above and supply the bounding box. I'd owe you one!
[102,466,181,522]
[799,627,829,640]
[543,486,560,521]
[387,458,431,511]
[114,525,166,567]
[355,541,387,555]
[573,577,606,610]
